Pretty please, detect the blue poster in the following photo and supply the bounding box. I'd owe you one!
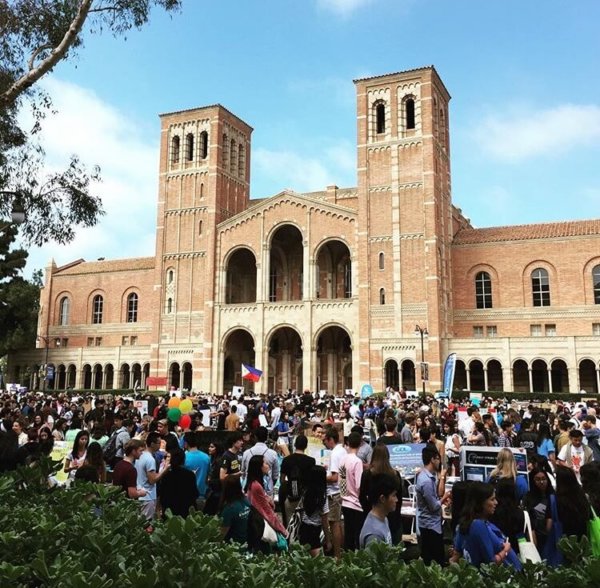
[386,443,426,477]
[361,384,374,399]
[443,353,457,400]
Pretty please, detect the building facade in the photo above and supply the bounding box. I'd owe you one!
[8,66,600,395]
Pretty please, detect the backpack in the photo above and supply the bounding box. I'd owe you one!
[286,461,304,501]
[102,431,120,466]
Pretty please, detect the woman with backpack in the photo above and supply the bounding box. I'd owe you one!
[298,465,329,556]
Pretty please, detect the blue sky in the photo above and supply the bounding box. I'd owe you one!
[21,0,600,275]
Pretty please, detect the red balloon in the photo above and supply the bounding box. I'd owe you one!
[179,414,192,429]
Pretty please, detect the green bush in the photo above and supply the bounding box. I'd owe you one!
[0,458,598,587]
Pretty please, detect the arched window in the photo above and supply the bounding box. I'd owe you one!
[532,268,550,306]
[378,252,385,270]
[379,288,385,305]
[171,136,180,164]
[200,182,204,198]
[344,259,352,298]
[167,270,174,284]
[185,133,194,161]
[59,296,70,326]
[475,271,492,309]
[594,265,600,304]
[375,102,386,134]
[405,98,415,130]
[222,134,228,169]
[230,139,237,175]
[167,297,173,314]
[92,295,103,324]
[238,144,245,178]
[198,220,203,235]
[127,293,138,323]
[199,131,208,159]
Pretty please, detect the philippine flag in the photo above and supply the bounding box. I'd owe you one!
[241,363,263,382]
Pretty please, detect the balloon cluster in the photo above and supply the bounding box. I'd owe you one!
[166,396,194,429]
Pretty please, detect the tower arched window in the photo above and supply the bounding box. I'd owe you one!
[59,297,70,326]
[171,135,180,164]
[593,265,600,304]
[238,144,244,178]
[379,288,385,305]
[475,271,492,309]
[375,102,386,134]
[200,182,204,198]
[127,293,138,323]
[167,270,174,284]
[378,252,385,270]
[405,98,415,130]
[198,220,203,235]
[92,295,104,324]
[167,297,173,314]
[185,133,194,161]
[230,139,237,175]
[532,268,550,307]
[222,134,228,169]
[344,259,352,298]
[199,131,208,159]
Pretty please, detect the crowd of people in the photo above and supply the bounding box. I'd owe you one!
[1,386,600,567]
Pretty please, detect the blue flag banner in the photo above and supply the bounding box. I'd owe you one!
[443,353,457,401]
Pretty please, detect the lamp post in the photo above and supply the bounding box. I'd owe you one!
[0,192,25,235]
[414,324,428,394]
[37,335,51,392]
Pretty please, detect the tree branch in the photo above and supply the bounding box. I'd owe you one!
[27,44,54,71]
[0,0,94,110]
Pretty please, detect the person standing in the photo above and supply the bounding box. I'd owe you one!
[323,426,347,559]
[241,427,279,496]
[225,405,240,431]
[112,439,147,499]
[183,431,211,508]
[557,429,593,480]
[359,473,398,548]
[136,431,170,520]
[220,432,244,481]
[415,445,451,566]
[158,447,199,518]
[339,432,365,551]
[280,434,315,526]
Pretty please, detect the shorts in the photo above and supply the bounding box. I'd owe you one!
[327,493,342,523]
[299,522,322,550]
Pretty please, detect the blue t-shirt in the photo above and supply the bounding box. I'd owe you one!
[455,519,522,570]
[536,438,555,459]
[135,450,157,501]
[184,449,211,497]
[221,498,250,543]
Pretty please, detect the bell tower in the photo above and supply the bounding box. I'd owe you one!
[354,66,452,391]
[151,105,253,388]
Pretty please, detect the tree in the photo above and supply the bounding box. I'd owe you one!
[0,0,182,246]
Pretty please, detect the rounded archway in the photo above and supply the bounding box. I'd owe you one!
[267,326,303,395]
[532,359,548,393]
[401,359,416,390]
[92,364,102,390]
[82,364,92,390]
[550,359,569,393]
[454,360,467,391]
[56,364,67,390]
[225,248,257,303]
[105,364,114,389]
[469,360,485,391]
[384,359,399,390]
[182,362,193,391]
[487,360,504,392]
[579,359,599,393]
[223,328,256,393]
[67,364,76,389]
[132,363,142,389]
[512,360,529,393]
[169,362,181,390]
[120,363,131,388]
[315,239,352,299]
[269,224,304,302]
[315,325,352,396]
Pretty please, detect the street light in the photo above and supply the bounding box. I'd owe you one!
[0,192,25,235]
[37,335,51,393]
[414,324,428,395]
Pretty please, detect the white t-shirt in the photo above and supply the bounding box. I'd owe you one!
[327,443,347,496]
[558,443,585,476]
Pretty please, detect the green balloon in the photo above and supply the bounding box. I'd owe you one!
[167,407,182,422]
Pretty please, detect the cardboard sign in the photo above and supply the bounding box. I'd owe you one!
[133,400,148,417]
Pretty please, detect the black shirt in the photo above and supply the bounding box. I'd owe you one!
[158,467,199,518]
[280,453,316,500]
[221,449,241,476]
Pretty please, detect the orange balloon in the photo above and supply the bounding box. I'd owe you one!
[167,396,180,409]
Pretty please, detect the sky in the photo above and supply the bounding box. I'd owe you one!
[17,0,600,276]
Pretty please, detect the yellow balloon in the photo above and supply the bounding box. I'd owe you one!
[179,398,193,414]
[167,396,180,409]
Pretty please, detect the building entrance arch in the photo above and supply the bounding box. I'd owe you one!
[315,325,352,396]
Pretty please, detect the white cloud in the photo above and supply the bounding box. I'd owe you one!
[253,141,355,195]
[473,104,600,162]
[20,78,158,277]
[316,0,374,16]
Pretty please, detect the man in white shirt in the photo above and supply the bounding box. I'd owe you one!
[270,401,283,429]
[234,399,247,424]
[323,425,347,560]
[458,406,479,439]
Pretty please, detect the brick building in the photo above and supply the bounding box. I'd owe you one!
[8,66,600,395]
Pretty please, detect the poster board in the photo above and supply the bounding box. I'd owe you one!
[386,443,426,477]
[232,386,244,399]
[133,400,148,417]
[469,393,483,407]
[198,409,211,428]
[460,446,528,485]
[405,390,419,399]
[50,441,70,484]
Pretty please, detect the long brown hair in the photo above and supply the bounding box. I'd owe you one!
[370,444,396,477]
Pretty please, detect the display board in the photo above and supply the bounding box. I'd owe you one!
[386,443,426,477]
[459,446,528,484]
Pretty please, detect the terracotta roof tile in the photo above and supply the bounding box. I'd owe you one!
[55,257,155,275]
[453,219,600,245]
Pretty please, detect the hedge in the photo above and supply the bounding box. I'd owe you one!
[1,458,600,587]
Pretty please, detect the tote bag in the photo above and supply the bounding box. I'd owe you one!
[588,506,600,558]
[541,494,564,567]
[519,510,542,564]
